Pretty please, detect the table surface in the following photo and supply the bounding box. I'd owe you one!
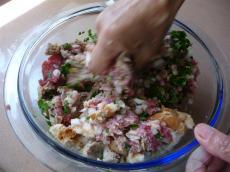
[0,0,229,172]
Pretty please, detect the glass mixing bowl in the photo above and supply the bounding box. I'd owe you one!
[5,3,227,172]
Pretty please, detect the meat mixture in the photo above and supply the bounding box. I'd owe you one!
[37,30,198,163]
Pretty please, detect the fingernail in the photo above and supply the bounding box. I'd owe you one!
[195,124,214,142]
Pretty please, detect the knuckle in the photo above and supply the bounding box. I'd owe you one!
[96,12,118,38]
[101,24,118,38]
[218,137,230,155]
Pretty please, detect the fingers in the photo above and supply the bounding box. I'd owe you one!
[133,43,161,70]
[89,37,121,74]
[186,146,212,172]
[91,0,184,74]
[223,165,230,172]
[186,146,226,172]
[207,157,226,172]
[194,123,230,163]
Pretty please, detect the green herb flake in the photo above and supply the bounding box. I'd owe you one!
[84,81,93,92]
[47,71,52,79]
[148,85,166,103]
[81,29,97,43]
[78,31,85,35]
[129,124,139,130]
[46,120,52,127]
[83,37,89,43]
[180,65,193,76]
[139,112,149,121]
[65,82,83,91]
[91,90,100,97]
[170,30,191,54]
[42,89,57,100]
[38,99,49,113]
[87,29,93,39]
[63,43,72,50]
[105,128,109,133]
[60,63,71,76]
[99,149,104,160]
[63,102,70,114]
[155,132,164,142]
[88,29,97,43]
[86,116,90,120]
[168,90,179,105]
[45,115,50,120]
[125,143,131,152]
[107,75,113,81]
[170,75,187,87]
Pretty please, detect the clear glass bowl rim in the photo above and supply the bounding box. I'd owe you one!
[17,5,224,170]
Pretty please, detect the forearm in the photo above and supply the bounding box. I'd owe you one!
[173,0,185,11]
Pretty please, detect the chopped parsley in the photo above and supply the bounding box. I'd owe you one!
[105,128,109,133]
[125,143,131,152]
[98,149,104,160]
[170,30,191,54]
[42,89,58,100]
[170,75,187,87]
[86,116,90,121]
[170,65,192,87]
[91,90,101,97]
[167,89,179,105]
[80,29,97,43]
[83,81,94,92]
[87,29,97,43]
[129,124,139,130]
[67,81,93,92]
[155,132,164,142]
[78,31,85,35]
[181,65,193,75]
[60,63,71,76]
[63,43,72,50]
[83,37,90,43]
[148,85,166,103]
[139,112,149,121]
[107,75,113,81]
[47,71,52,79]
[46,120,52,127]
[65,82,83,90]
[38,99,49,113]
[63,102,70,114]
[45,115,50,120]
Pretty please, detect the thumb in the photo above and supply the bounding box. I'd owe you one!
[186,146,212,172]
[194,123,230,163]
